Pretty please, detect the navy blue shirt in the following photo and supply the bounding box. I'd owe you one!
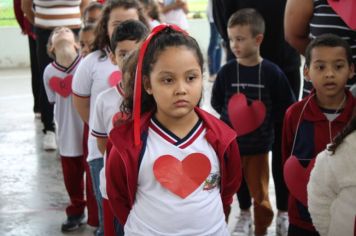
[211,59,295,155]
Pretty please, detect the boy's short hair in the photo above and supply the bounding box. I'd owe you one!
[227,8,265,36]
[305,33,353,67]
[110,20,149,52]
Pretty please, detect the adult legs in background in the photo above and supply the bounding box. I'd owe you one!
[28,35,41,114]
[207,22,222,81]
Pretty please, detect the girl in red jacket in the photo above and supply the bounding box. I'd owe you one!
[106,24,242,235]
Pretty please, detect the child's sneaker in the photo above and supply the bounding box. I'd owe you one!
[232,210,252,236]
[276,211,289,236]
[43,131,57,151]
[61,213,85,232]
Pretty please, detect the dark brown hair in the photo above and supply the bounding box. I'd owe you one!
[92,0,150,58]
[305,33,353,68]
[328,109,356,154]
[120,27,204,117]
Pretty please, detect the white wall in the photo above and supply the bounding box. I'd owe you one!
[0,19,210,68]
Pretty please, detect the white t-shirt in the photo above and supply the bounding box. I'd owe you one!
[72,49,119,162]
[43,56,83,157]
[91,83,125,199]
[124,118,229,236]
[162,0,189,30]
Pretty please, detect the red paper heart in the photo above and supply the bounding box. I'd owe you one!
[328,0,356,29]
[111,111,128,126]
[284,155,316,206]
[108,71,122,87]
[227,93,266,136]
[153,153,211,199]
[49,75,73,97]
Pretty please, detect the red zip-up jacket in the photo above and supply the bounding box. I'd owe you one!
[282,90,356,231]
[106,107,242,225]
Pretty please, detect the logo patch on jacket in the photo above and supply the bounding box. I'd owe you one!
[203,173,220,191]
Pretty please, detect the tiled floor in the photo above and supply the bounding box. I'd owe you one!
[0,68,278,235]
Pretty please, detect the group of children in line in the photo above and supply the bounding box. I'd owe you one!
[40,0,356,236]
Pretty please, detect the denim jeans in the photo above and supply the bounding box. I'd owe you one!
[89,158,104,236]
[207,22,222,76]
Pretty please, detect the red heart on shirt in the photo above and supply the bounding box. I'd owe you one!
[49,75,73,97]
[227,93,266,137]
[328,0,356,29]
[153,153,211,199]
[111,111,128,126]
[108,71,122,87]
[284,155,316,206]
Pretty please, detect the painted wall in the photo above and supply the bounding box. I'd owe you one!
[0,19,210,68]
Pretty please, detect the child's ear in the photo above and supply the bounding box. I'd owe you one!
[255,33,264,45]
[303,64,311,82]
[143,76,152,94]
[109,51,117,65]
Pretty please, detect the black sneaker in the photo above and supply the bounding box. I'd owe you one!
[61,213,85,232]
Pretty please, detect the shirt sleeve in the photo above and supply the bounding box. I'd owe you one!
[72,55,93,97]
[43,65,56,104]
[211,69,225,115]
[91,93,108,138]
[308,150,338,236]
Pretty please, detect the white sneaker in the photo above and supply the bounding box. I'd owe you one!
[232,211,252,236]
[276,212,289,236]
[43,131,57,151]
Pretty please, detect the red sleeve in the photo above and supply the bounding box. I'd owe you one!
[282,107,296,165]
[13,0,25,31]
[106,147,131,225]
[221,140,242,217]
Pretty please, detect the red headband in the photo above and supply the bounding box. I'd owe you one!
[133,24,188,146]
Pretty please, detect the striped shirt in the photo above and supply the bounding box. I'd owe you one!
[33,0,82,29]
[303,0,356,96]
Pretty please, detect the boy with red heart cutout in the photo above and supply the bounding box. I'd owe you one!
[43,26,88,232]
[282,34,356,235]
[211,8,295,236]
[105,24,242,235]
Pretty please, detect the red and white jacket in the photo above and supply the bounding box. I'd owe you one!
[106,107,242,225]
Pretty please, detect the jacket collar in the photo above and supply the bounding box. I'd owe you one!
[303,90,355,123]
[109,107,237,152]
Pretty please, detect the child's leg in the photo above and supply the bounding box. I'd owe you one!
[236,176,252,210]
[243,153,274,235]
[88,158,104,235]
[60,156,86,216]
[103,198,117,236]
[83,124,99,227]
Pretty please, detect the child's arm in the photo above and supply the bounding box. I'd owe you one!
[73,96,90,124]
[307,150,338,236]
[106,147,131,225]
[43,67,56,104]
[211,73,224,115]
[21,0,34,24]
[281,107,295,165]
[221,140,242,218]
[72,57,93,124]
[92,95,108,155]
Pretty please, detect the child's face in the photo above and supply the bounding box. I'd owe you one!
[111,40,140,69]
[145,46,203,121]
[304,46,354,99]
[51,27,76,46]
[79,30,95,57]
[107,7,139,38]
[85,8,102,24]
[227,25,262,60]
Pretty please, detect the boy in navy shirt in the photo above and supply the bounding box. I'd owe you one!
[211,8,295,236]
